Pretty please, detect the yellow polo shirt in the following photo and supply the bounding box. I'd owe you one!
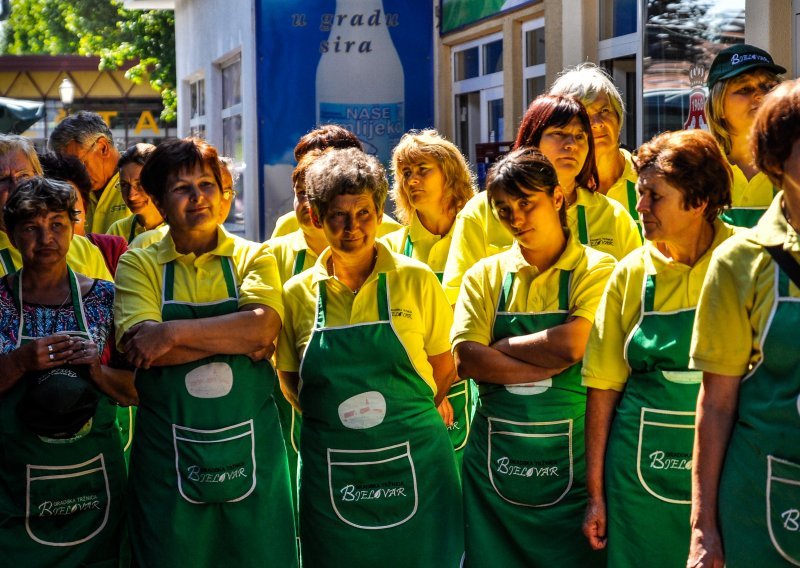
[380,212,455,274]
[127,225,170,250]
[569,187,642,261]
[690,193,800,377]
[730,164,775,210]
[114,225,283,347]
[276,241,453,393]
[442,192,514,305]
[270,211,404,240]
[583,218,737,392]
[89,172,131,234]
[107,214,166,244]
[605,149,639,225]
[451,234,615,350]
[267,229,319,284]
[0,231,112,281]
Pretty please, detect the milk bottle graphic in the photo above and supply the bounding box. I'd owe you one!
[316,0,405,163]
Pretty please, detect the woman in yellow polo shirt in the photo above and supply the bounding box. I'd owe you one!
[114,138,297,567]
[452,147,614,567]
[276,147,463,566]
[688,79,800,568]
[384,129,476,464]
[580,130,734,567]
[106,144,165,243]
[515,94,641,260]
[705,44,785,227]
[550,63,640,226]
[442,95,640,307]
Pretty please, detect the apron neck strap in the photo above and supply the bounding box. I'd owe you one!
[499,269,571,312]
[316,271,389,327]
[403,233,413,257]
[163,256,237,303]
[14,266,87,340]
[0,248,14,274]
[626,180,640,221]
[643,273,656,313]
[293,249,307,277]
[576,204,588,245]
[778,266,792,297]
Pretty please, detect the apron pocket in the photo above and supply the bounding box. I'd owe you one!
[173,420,256,504]
[446,380,471,451]
[637,407,695,504]
[26,454,111,546]
[487,417,573,507]
[766,455,800,565]
[327,442,418,529]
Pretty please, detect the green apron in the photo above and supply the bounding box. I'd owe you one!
[719,186,777,228]
[128,257,297,567]
[605,274,701,567]
[0,268,126,567]
[404,233,475,467]
[718,264,800,566]
[273,250,305,525]
[463,270,602,567]
[298,272,463,566]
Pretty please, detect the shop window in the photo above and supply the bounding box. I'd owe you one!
[600,0,637,40]
[523,19,546,109]
[189,77,206,139]
[220,54,244,232]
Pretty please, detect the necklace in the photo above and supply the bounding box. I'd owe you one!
[328,248,379,295]
[17,271,72,336]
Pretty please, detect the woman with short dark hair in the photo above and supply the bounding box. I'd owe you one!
[581,129,735,567]
[107,143,164,243]
[453,147,614,566]
[115,137,297,567]
[689,78,800,568]
[276,147,463,566]
[0,177,134,566]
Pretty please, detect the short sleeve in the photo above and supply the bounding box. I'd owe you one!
[421,269,453,357]
[442,214,486,305]
[582,265,630,392]
[113,250,163,349]
[689,248,756,377]
[616,208,643,259]
[451,262,494,349]
[237,242,284,322]
[275,286,300,372]
[569,252,615,324]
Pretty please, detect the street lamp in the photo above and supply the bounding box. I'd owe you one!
[59,77,75,116]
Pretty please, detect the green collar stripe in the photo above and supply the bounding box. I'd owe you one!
[626,180,640,221]
[293,249,307,276]
[577,205,588,245]
[0,248,14,274]
[403,234,413,257]
[377,272,389,321]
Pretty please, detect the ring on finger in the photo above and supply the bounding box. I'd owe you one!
[47,344,53,353]
[48,353,54,361]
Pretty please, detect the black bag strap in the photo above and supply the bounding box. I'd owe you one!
[765,245,800,289]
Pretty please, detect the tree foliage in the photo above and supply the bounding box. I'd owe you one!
[2,0,176,123]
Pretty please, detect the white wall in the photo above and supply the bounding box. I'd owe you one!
[174,0,260,239]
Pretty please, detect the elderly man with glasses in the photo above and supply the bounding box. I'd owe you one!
[0,134,111,280]
[50,111,130,234]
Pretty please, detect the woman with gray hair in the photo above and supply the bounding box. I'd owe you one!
[550,62,640,228]
[276,147,463,566]
[0,177,135,566]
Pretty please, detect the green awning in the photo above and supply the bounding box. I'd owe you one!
[0,96,45,134]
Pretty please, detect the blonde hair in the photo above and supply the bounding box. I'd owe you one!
[705,69,782,156]
[390,129,475,225]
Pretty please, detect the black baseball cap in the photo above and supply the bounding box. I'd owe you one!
[17,365,99,439]
[707,44,786,89]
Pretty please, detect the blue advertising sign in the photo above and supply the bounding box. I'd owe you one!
[255,0,434,238]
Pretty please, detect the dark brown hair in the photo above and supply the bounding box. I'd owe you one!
[139,138,223,204]
[514,94,599,191]
[293,125,362,162]
[751,79,800,188]
[635,129,732,222]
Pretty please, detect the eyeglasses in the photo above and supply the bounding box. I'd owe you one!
[76,137,102,167]
[0,170,34,190]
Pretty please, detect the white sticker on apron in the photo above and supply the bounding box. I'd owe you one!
[505,379,552,396]
[338,391,386,429]
[184,362,234,399]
